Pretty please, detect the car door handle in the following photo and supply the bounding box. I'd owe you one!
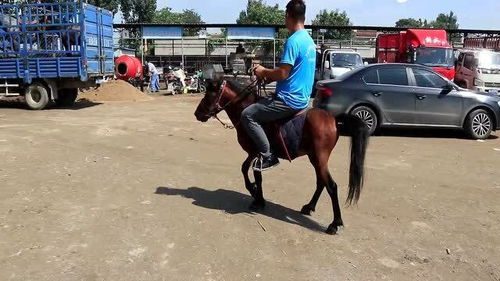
[371,91,382,97]
[416,95,427,100]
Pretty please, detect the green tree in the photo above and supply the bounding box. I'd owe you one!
[154,8,204,36]
[237,0,285,25]
[120,0,157,24]
[312,9,352,40]
[235,0,286,56]
[431,11,459,42]
[119,0,156,54]
[431,11,459,30]
[395,18,430,28]
[87,0,120,14]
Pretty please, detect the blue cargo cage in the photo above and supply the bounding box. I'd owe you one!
[0,2,114,109]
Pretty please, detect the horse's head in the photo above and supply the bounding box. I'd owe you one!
[194,79,236,122]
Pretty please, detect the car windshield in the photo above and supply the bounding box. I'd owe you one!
[331,53,363,67]
[478,51,500,69]
[415,47,454,68]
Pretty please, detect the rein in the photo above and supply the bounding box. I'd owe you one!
[209,79,258,129]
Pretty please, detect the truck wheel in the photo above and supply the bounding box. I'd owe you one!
[465,109,493,140]
[25,83,50,110]
[56,88,78,107]
[351,106,378,135]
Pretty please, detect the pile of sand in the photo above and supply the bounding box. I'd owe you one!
[78,80,154,102]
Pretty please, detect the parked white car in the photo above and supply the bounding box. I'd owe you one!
[315,49,366,81]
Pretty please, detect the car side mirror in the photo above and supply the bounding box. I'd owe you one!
[364,61,369,66]
[324,60,330,70]
[442,83,454,92]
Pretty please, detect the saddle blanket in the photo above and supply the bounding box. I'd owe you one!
[265,111,307,161]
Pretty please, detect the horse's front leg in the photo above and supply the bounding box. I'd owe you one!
[242,156,256,198]
[249,170,266,211]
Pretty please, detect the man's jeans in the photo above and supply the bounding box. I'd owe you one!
[150,73,160,92]
[241,97,298,157]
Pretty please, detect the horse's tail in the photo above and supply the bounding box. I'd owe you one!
[336,114,370,205]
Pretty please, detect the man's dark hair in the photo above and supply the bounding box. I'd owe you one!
[286,0,306,22]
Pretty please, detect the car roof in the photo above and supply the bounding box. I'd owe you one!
[365,63,420,68]
[366,63,447,70]
[326,49,360,54]
[339,63,441,80]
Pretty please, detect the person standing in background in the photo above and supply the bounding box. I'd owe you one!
[147,61,160,93]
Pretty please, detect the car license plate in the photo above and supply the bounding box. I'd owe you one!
[489,89,499,95]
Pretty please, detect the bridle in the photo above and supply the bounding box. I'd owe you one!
[207,79,258,129]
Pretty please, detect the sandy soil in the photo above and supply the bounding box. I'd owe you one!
[0,95,499,281]
[78,80,153,102]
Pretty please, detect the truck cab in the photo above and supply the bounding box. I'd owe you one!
[376,29,455,80]
[455,49,500,95]
[315,49,365,81]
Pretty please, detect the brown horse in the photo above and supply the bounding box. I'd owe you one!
[194,78,369,235]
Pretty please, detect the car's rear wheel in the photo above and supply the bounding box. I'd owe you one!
[465,109,493,140]
[351,106,378,135]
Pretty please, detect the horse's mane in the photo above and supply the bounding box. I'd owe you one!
[224,77,256,95]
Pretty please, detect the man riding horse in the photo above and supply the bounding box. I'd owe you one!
[242,0,316,172]
[195,0,369,234]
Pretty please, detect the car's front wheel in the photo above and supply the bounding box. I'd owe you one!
[351,105,378,135]
[465,109,493,140]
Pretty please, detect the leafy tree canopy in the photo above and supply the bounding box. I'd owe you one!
[312,9,352,40]
[395,18,431,28]
[154,8,204,36]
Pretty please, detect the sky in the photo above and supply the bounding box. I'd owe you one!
[151,0,500,30]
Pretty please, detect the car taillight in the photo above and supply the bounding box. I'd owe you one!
[318,87,333,97]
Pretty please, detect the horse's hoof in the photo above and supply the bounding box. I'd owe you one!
[300,204,315,216]
[249,200,266,212]
[325,220,344,235]
[325,224,338,235]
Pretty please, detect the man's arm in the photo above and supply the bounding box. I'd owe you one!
[254,64,292,83]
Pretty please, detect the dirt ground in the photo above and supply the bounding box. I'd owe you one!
[78,80,154,102]
[0,95,499,281]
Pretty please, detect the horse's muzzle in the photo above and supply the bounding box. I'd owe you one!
[195,113,210,122]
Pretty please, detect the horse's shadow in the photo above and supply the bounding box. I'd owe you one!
[155,186,325,233]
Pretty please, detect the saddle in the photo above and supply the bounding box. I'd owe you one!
[264,110,308,162]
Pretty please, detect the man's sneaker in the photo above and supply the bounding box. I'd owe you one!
[252,154,280,172]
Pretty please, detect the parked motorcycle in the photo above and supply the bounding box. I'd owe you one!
[164,67,206,94]
[164,66,184,95]
[184,74,206,93]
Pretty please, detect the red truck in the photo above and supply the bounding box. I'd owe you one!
[376,29,455,80]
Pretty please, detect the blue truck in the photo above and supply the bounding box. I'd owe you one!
[0,2,114,109]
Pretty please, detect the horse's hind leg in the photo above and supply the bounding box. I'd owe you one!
[249,170,266,211]
[324,172,343,235]
[242,155,256,198]
[310,153,343,235]
[301,171,324,216]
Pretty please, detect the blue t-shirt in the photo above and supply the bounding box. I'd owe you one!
[276,29,316,110]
